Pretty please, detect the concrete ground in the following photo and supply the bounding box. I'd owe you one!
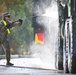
[0,57,74,75]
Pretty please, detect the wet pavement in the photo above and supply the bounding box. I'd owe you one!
[0,58,75,75]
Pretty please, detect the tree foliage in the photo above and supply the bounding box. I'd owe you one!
[0,0,34,55]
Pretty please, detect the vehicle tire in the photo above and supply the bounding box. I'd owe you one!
[63,20,70,73]
[58,40,63,70]
[57,23,64,70]
[55,37,63,70]
[65,21,76,74]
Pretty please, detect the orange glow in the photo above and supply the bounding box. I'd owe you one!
[35,33,44,44]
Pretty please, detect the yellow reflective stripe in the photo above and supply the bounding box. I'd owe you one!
[2,20,7,25]
[2,20,10,34]
[7,29,10,34]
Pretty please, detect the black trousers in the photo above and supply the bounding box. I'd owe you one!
[1,39,10,63]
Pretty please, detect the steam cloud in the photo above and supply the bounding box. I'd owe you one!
[31,0,59,69]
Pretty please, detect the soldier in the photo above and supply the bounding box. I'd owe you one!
[0,12,23,65]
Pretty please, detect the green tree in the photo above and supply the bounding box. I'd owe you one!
[0,0,33,54]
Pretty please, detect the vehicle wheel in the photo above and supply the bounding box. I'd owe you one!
[64,20,76,73]
[58,43,63,70]
[55,38,63,70]
[63,20,70,73]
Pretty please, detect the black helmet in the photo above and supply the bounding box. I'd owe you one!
[2,12,10,18]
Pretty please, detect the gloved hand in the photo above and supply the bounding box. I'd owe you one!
[18,19,23,24]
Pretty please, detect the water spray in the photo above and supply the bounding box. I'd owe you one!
[30,0,59,69]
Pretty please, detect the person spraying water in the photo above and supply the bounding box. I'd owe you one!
[0,12,23,65]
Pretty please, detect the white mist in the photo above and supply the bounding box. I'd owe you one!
[31,0,59,69]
